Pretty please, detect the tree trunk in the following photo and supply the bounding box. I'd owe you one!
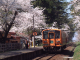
[1,11,18,43]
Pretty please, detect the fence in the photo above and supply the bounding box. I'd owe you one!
[0,43,21,52]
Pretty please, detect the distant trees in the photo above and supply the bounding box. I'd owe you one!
[70,0,80,30]
[67,18,75,42]
[31,0,76,42]
[0,0,18,43]
[75,31,80,42]
[23,27,41,37]
[70,0,80,42]
[31,0,69,28]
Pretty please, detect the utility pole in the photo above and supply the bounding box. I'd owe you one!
[32,15,35,48]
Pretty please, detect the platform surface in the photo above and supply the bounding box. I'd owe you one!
[0,46,43,59]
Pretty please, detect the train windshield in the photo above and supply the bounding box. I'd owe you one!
[49,33,54,39]
[43,30,60,39]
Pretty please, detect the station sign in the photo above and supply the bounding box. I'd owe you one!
[33,32,37,36]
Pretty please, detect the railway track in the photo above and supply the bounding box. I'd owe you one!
[32,53,56,60]
[32,42,76,60]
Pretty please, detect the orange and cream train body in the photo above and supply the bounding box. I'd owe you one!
[42,29,68,51]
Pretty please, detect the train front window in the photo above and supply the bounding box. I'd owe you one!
[43,30,60,39]
[49,33,54,39]
[55,31,60,38]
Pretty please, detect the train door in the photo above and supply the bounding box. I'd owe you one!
[48,32,55,46]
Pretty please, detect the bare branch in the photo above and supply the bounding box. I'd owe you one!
[0,0,5,6]
[2,25,6,31]
[8,0,16,9]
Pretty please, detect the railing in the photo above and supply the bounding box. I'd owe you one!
[0,43,20,52]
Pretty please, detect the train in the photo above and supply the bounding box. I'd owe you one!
[42,29,68,51]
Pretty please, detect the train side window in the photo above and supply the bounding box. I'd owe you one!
[55,31,60,38]
[62,31,66,41]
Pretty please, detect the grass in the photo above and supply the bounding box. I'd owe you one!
[73,42,80,60]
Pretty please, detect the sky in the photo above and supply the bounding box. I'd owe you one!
[66,0,73,2]
[63,0,73,18]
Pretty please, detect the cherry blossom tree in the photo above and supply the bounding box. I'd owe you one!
[0,0,18,43]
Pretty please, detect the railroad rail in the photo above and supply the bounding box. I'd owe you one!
[32,42,76,60]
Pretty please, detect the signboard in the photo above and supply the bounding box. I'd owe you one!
[33,32,37,36]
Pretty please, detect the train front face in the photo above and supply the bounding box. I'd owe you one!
[42,29,61,50]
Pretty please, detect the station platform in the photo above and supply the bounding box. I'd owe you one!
[0,46,43,60]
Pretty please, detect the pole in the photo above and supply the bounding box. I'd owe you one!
[33,15,35,48]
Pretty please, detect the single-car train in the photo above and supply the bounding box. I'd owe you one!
[42,29,68,51]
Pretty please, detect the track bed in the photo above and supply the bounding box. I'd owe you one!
[32,43,76,60]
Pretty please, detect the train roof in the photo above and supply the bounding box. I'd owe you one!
[42,29,61,31]
[42,29,69,31]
